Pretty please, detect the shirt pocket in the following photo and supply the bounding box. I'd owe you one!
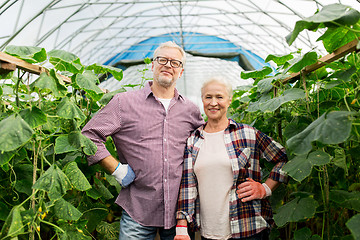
[235,147,251,184]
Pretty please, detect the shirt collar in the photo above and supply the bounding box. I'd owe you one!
[144,81,184,101]
[195,119,237,138]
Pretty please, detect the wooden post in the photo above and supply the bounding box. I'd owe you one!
[0,51,47,75]
[0,51,71,83]
[0,61,16,75]
[283,38,360,83]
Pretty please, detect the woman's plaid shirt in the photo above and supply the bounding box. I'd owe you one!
[176,119,288,238]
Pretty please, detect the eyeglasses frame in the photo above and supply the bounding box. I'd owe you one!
[154,56,183,68]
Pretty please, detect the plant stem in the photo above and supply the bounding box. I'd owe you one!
[324,165,330,240]
[318,170,326,239]
[301,71,311,114]
[39,219,65,233]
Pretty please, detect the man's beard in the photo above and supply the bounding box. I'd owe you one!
[156,77,175,88]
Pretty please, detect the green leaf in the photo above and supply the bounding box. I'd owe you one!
[289,52,318,73]
[325,66,357,89]
[99,88,126,106]
[240,66,272,79]
[0,114,34,152]
[286,21,320,46]
[105,173,121,193]
[0,201,10,221]
[0,150,16,166]
[54,198,82,221]
[54,134,79,154]
[96,221,120,240]
[330,190,360,211]
[32,165,72,201]
[0,205,25,239]
[257,88,305,112]
[286,111,353,155]
[318,26,360,53]
[30,71,68,98]
[87,63,123,81]
[284,122,308,139]
[59,229,92,240]
[73,70,104,101]
[332,148,348,175]
[294,227,312,240]
[283,151,331,182]
[332,66,357,82]
[55,131,97,155]
[5,45,47,63]
[265,53,294,66]
[282,156,312,183]
[56,97,86,124]
[286,4,360,45]
[0,147,27,167]
[48,49,84,74]
[19,106,47,128]
[86,187,102,200]
[257,78,274,93]
[70,131,98,156]
[346,214,360,239]
[93,177,114,200]
[64,162,91,191]
[79,201,108,233]
[14,164,34,196]
[333,7,360,25]
[273,197,319,227]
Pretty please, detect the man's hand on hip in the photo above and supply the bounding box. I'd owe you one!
[112,163,135,187]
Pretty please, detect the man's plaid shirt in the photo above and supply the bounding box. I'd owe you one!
[176,119,288,238]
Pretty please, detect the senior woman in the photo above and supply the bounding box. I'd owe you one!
[174,77,288,240]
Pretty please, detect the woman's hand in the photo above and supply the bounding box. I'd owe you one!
[236,178,266,202]
[174,220,190,240]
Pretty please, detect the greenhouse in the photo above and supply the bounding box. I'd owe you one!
[0,0,360,239]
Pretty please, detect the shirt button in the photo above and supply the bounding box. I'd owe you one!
[164,138,167,142]
[164,179,167,182]
[164,158,167,162]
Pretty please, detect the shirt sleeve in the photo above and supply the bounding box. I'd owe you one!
[192,106,205,128]
[256,130,289,183]
[176,135,198,224]
[81,94,122,165]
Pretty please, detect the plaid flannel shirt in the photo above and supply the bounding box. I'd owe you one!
[176,119,288,238]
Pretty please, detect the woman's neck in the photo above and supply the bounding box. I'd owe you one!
[204,118,229,133]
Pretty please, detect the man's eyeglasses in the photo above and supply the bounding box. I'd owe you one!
[154,56,183,68]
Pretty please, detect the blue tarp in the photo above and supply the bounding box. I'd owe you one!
[104,32,270,70]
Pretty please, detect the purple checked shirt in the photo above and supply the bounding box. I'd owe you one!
[81,81,204,228]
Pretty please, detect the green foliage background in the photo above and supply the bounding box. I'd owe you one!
[229,4,360,240]
[0,3,359,240]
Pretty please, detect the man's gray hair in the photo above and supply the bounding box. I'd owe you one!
[153,41,186,66]
[201,76,233,99]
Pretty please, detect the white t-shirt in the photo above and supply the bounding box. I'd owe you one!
[158,98,172,112]
[194,130,233,240]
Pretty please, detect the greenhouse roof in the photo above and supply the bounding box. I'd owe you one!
[1,0,360,109]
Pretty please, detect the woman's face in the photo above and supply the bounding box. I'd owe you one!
[202,82,231,122]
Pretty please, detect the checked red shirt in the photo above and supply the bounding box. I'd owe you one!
[176,119,288,238]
